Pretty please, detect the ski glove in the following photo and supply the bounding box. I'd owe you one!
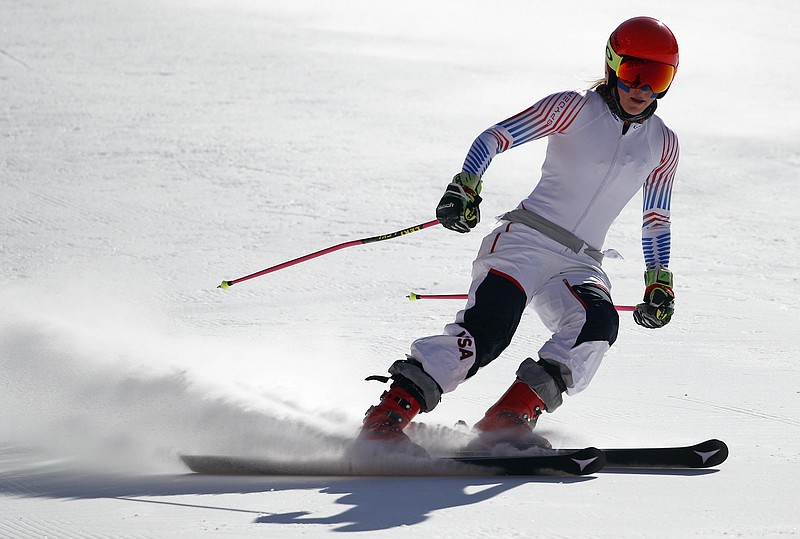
[436,172,482,233]
[633,268,675,329]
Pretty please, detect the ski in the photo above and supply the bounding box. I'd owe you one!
[450,446,605,476]
[180,440,727,477]
[485,438,728,470]
[180,446,605,477]
[600,438,728,469]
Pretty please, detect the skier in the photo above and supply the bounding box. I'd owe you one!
[359,16,680,453]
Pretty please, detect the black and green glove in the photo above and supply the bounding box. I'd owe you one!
[633,268,675,329]
[436,172,482,233]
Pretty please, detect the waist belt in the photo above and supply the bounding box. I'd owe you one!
[500,209,604,263]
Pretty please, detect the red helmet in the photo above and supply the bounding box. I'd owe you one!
[605,17,679,98]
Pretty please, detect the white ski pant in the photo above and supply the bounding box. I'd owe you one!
[410,221,617,404]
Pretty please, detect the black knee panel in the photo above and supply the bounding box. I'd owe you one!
[570,283,619,347]
[461,270,527,376]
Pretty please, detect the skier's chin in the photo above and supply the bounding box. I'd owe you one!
[619,94,653,116]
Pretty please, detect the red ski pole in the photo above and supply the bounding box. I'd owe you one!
[407,292,635,311]
[218,220,441,289]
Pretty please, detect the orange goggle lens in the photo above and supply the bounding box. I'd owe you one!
[616,58,675,95]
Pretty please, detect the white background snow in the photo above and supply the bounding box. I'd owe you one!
[1,0,799,537]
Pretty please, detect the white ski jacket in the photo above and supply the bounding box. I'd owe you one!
[462,89,678,270]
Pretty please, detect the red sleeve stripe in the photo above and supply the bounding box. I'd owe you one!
[501,92,587,146]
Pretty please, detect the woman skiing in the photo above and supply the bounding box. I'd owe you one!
[359,16,680,452]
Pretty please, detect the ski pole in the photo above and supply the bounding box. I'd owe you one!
[407,292,635,311]
[218,219,441,289]
[407,292,470,302]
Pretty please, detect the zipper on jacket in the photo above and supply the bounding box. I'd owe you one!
[574,129,626,229]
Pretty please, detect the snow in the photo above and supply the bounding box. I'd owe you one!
[1,0,798,537]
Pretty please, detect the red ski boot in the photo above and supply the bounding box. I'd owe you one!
[356,386,428,457]
[471,380,551,449]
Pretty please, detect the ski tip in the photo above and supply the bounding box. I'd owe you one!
[691,439,729,468]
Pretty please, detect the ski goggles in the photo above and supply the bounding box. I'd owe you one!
[606,40,676,96]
